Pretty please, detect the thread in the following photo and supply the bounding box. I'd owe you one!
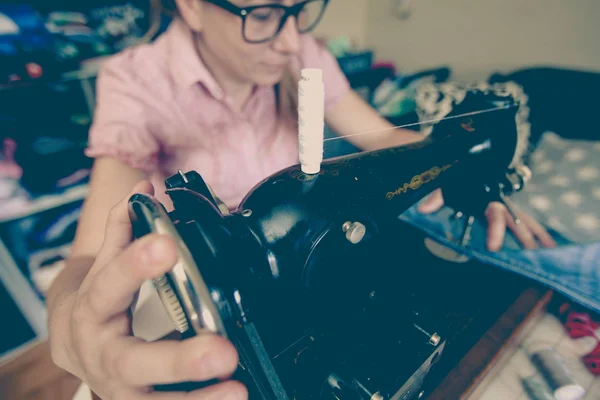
[322,104,516,144]
[298,68,325,174]
[521,374,555,400]
[530,347,586,400]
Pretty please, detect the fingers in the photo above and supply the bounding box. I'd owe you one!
[485,202,557,251]
[86,234,178,322]
[112,380,248,400]
[519,212,558,248]
[105,335,239,387]
[485,202,507,252]
[418,189,444,214]
[505,210,539,250]
[97,181,155,265]
[184,381,248,400]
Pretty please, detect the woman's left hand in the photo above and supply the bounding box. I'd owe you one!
[418,189,557,252]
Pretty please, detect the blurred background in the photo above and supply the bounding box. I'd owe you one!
[0,1,599,399]
[318,0,600,80]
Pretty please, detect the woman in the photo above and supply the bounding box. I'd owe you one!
[47,0,556,398]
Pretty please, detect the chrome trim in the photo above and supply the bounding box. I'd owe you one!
[129,194,227,338]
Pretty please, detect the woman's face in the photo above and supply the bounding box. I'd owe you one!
[184,0,307,87]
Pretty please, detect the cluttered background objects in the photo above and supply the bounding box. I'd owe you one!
[1,1,600,400]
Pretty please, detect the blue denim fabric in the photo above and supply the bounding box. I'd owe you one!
[399,204,600,314]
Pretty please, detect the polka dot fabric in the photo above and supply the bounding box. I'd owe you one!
[511,131,600,244]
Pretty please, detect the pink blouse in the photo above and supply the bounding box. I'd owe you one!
[85,18,350,210]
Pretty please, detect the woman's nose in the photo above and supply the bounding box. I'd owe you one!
[273,17,300,54]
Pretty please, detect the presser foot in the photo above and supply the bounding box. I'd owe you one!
[497,164,532,225]
[424,238,470,263]
[423,212,474,264]
[425,164,531,262]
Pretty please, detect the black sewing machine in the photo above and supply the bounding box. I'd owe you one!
[128,90,531,399]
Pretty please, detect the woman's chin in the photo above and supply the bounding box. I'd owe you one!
[253,69,286,86]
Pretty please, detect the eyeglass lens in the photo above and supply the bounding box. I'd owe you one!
[244,0,326,42]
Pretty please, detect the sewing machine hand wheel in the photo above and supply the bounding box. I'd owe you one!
[127,193,228,339]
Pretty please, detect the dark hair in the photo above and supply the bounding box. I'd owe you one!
[153,0,179,17]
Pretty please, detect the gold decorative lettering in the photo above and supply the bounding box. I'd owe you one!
[386,164,453,200]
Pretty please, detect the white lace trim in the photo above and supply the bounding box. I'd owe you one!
[414,81,531,167]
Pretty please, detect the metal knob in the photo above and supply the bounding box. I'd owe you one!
[342,221,366,244]
[414,323,441,346]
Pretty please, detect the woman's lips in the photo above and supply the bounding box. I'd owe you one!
[263,63,287,72]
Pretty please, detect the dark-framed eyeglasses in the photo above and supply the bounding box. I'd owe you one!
[203,0,330,44]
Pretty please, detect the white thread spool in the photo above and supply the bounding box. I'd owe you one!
[530,347,586,400]
[298,68,324,174]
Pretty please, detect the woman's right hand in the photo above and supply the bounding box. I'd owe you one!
[51,182,247,399]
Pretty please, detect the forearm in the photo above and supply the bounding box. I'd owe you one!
[335,117,425,152]
[326,90,425,152]
[354,127,424,152]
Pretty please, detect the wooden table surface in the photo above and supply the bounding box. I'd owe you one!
[0,341,81,400]
[426,286,552,400]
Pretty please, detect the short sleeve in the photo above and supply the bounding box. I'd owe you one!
[297,34,351,110]
[84,52,160,173]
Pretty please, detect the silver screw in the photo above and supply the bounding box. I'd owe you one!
[414,324,441,346]
[429,333,441,346]
[452,211,464,220]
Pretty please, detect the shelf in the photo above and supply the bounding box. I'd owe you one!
[61,56,109,81]
[0,239,48,340]
[0,182,87,362]
[0,184,88,224]
[0,56,109,92]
